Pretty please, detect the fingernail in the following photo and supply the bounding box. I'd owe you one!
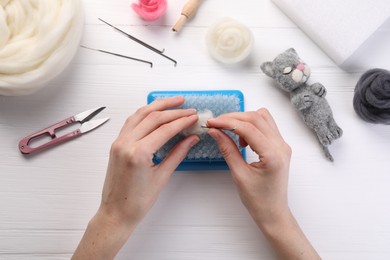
[190,135,200,147]
[187,108,197,113]
[189,114,199,120]
[206,118,217,126]
[173,96,185,104]
[171,96,183,101]
[208,128,219,140]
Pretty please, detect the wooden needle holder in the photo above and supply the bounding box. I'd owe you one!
[172,0,203,32]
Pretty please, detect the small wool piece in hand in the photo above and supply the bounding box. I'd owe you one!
[182,110,214,136]
[206,17,254,65]
[353,68,390,124]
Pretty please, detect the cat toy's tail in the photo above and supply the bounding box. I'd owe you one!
[322,145,334,162]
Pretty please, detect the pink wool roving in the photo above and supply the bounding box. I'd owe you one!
[131,0,167,21]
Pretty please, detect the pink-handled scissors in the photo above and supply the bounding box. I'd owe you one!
[19,107,109,155]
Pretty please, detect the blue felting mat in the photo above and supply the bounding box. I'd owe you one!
[147,90,245,171]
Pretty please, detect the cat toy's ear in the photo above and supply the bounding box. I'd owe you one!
[261,61,276,78]
[286,48,298,56]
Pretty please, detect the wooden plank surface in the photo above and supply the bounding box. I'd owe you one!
[1,0,390,259]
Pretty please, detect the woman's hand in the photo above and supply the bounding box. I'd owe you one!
[207,108,320,259]
[207,108,291,225]
[73,96,200,260]
[100,96,199,226]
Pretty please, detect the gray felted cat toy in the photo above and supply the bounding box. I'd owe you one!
[261,48,342,161]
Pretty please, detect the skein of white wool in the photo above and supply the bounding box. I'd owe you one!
[206,17,254,64]
[0,0,84,96]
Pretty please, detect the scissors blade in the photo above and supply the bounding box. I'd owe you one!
[75,107,106,124]
[80,117,110,134]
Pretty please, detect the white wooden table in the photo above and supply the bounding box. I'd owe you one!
[1,0,390,259]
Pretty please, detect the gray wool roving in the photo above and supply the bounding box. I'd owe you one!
[261,48,343,161]
[353,68,390,124]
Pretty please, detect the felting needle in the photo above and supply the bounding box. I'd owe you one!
[98,18,177,66]
[98,18,164,54]
[80,45,153,67]
[201,125,237,132]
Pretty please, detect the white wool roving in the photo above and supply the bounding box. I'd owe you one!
[182,110,214,137]
[206,17,254,65]
[0,0,84,96]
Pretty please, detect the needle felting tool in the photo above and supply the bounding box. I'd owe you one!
[147,90,245,170]
[19,107,109,155]
[172,0,203,33]
[200,125,237,132]
[98,18,177,66]
[80,45,153,67]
